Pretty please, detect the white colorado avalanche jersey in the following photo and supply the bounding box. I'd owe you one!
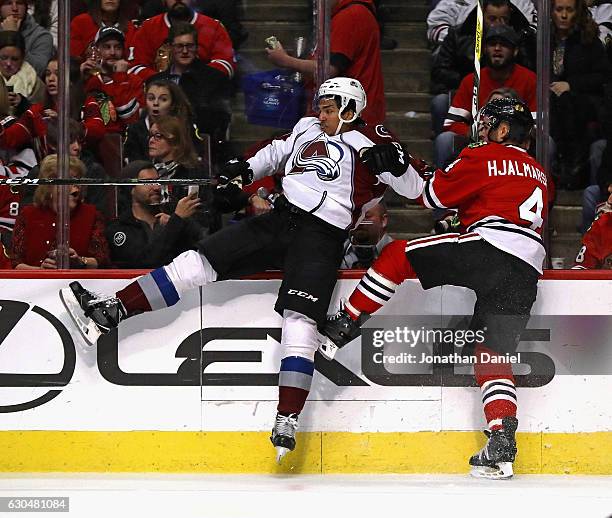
[247,117,421,230]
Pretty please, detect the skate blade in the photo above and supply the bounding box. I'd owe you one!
[318,337,339,361]
[470,462,514,480]
[59,288,101,346]
[275,446,290,464]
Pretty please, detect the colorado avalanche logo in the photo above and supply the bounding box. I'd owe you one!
[288,139,343,181]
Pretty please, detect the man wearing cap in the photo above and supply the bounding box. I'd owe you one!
[80,26,145,136]
[131,0,235,79]
[434,24,537,169]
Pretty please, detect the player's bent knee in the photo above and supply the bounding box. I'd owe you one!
[163,250,218,294]
[281,310,319,362]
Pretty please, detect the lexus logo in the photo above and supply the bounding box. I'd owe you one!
[0,300,76,413]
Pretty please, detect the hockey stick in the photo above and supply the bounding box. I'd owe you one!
[0,177,219,186]
[470,0,484,142]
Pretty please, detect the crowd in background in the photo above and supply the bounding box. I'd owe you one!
[0,0,608,271]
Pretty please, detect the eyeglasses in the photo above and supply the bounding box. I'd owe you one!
[0,55,21,62]
[148,132,167,141]
[172,43,197,53]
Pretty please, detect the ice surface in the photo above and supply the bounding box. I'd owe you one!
[0,473,610,518]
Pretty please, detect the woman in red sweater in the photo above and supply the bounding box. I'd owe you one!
[10,154,110,269]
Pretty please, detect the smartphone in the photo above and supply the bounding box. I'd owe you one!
[187,185,199,197]
[6,85,13,93]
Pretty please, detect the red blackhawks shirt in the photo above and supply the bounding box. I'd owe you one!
[83,72,145,135]
[0,148,37,234]
[573,208,612,269]
[444,64,537,135]
[331,0,385,123]
[132,12,235,78]
[70,14,139,61]
[400,141,548,272]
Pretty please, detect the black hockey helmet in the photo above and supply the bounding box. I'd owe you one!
[477,97,534,143]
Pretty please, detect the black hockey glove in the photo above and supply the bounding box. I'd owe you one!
[218,159,254,186]
[360,143,407,177]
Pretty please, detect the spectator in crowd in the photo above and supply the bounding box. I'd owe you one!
[340,201,393,269]
[0,114,37,259]
[430,0,536,135]
[138,0,248,49]
[133,23,232,159]
[147,113,212,227]
[10,154,110,269]
[80,26,145,138]
[70,0,139,62]
[550,0,612,190]
[0,0,52,75]
[124,78,194,163]
[574,184,612,268]
[21,118,110,217]
[582,131,612,231]
[147,114,271,232]
[0,73,46,159]
[428,0,536,50]
[0,30,45,110]
[106,160,204,268]
[266,0,386,124]
[132,0,235,81]
[434,25,536,168]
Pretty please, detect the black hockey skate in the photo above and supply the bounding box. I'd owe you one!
[270,412,298,464]
[318,307,363,360]
[60,281,126,346]
[469,416,518,479]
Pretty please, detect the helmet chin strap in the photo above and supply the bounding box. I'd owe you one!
[334,105,357,136]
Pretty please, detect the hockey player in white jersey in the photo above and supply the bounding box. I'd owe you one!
[60,77,419,463]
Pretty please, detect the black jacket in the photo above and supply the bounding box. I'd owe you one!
[431,6,537,94]
[553,31,612,95]
[106,209,202,269]
[123,116,150,164]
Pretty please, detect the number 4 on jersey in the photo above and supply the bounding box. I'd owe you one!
[519,186,544,230]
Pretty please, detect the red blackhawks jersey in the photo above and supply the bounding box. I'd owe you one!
[132,12,235,78]
[444,64,537,135]
[573,208,612,269]
[70,14,139,61]
[83,72,144,135]
[0,148,37,233]
[410,141,548,272]
[247,117,419,230]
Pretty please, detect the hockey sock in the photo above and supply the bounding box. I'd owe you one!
[116,267,180,317]
[345,240,414,319]
[474,344,517,431]
[277,356,314,415]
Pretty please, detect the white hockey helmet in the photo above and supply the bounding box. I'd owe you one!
[317,77,367,124]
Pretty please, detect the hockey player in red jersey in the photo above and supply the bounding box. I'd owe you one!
[321,97,547,479]
[59,77,416,463]
[80,27,145,136]
[573,187,612,270]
